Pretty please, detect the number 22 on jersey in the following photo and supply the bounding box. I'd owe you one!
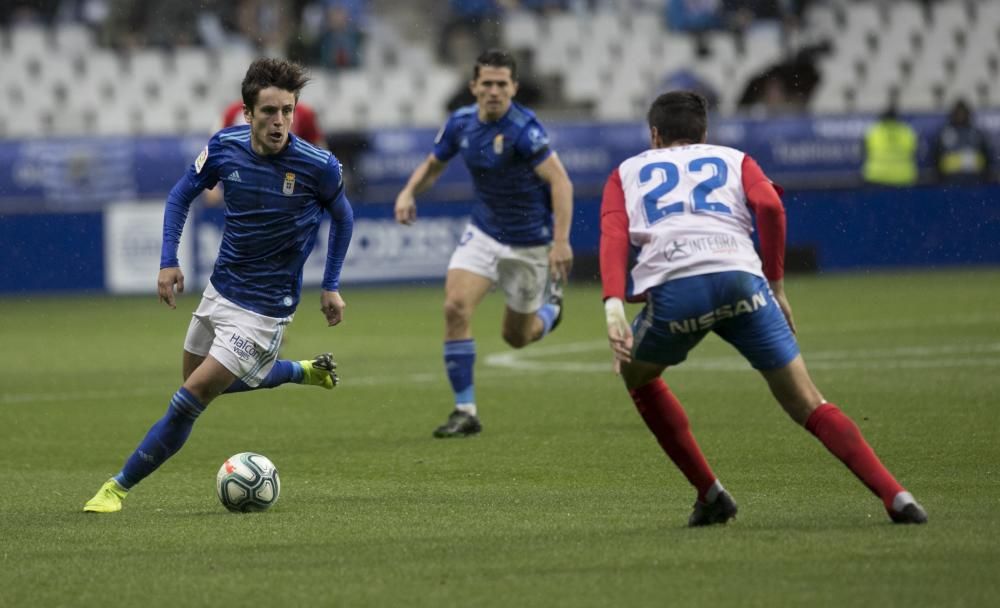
[639,156,731,226]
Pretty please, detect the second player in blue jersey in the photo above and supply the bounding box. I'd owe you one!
[395,49,575,438]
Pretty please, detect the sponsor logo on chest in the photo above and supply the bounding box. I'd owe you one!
[663,234,741,262]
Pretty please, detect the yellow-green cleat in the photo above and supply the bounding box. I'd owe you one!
[299,353,338,390]
[83,478,128,513]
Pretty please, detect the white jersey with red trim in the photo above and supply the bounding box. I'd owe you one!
[618,143,764,295]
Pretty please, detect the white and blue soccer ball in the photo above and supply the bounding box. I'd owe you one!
[216,452,281,513]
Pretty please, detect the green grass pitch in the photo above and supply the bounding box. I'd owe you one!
[1,269,998,607]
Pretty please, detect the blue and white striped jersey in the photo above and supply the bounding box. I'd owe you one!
[161,125,354,318]
[433,102,554,246]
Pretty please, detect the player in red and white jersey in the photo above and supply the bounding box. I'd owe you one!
[613,142,780,295]
[600,91,927,527]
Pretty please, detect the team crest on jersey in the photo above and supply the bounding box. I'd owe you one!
[493,134,504,154]
[194,146,208,174]
[282,172,296,195]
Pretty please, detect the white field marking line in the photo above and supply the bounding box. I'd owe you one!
[0,370,527,405]
[483,340,1000,373]
[5,339,999,405]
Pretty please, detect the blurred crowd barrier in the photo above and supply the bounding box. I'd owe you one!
[2,112,999,294]
[3,111,999,214]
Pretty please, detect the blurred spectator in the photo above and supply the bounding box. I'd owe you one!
[931,99,993,184]
[100,0,148,49]
[99,0,207,49]
[743,72,796,117]
[737,45,822,116]
[723,0,784,24]
[666,0,724,33]
[516,0,571,14]
[232,0,294,55]
[316,3,363,69]
[0,0,60,26]
[862,102,918,187]
[665,0,723,56]
[722,0,811,55]
[322,0,368,25]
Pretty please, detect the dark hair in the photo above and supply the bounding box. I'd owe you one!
[647,91,708,144]
[241,58,310,110]
[473,49,518,81]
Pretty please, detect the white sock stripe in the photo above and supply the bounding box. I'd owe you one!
[170,394,202,419]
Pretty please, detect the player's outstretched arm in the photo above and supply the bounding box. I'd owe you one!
[320,290,346,327]
[394,153,448,225]
[534,153,574,282]
[157,267,185,309]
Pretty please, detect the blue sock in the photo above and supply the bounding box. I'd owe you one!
[114,387,206,489]
[224,360,302,394]
[536,303,560,337]
[444,339,475,407]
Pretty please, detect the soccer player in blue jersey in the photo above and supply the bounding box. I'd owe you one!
[84,58,354,512]
[394,49,574,438]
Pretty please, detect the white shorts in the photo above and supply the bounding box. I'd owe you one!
[448,224,550,314]
[183,284,291,387]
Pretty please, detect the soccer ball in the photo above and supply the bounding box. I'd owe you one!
[216,452,281,513]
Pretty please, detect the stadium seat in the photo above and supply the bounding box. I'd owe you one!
[563,64,605,105]
[897,79,940,112]
[173,48,213,86]
[853,83,895,114]
[323,70,373,131]
[809,79,851,115]
[534,16,577,78]
[502,10,541,51]
[931,1,970,40]
[9,25,49,60]
[7,104,46,138]
[53,23,94,55]
[415,68,460,126]
[2,0,999,136]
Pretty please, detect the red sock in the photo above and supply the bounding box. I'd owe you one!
[629,379,717,502]
[805,403,904,511]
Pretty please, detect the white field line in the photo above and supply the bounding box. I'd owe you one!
[4,341,998,405]
[0,370,511,405]
[483,340,1000,373]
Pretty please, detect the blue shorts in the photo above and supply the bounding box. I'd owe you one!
[631,271,799,371]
